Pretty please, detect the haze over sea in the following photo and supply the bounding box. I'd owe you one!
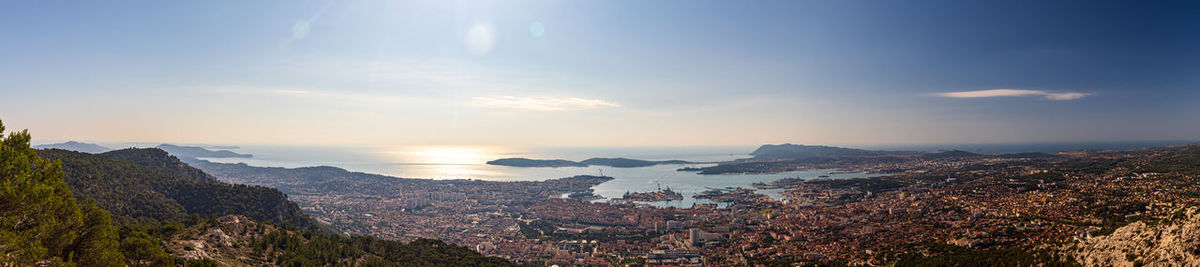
[171,141,1192,207]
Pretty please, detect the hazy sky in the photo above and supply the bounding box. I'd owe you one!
[2,0,1198,147]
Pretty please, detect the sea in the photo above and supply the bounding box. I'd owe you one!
[148,141,1195,208]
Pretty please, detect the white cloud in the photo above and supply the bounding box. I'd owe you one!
[934,89,1091,101]
[1041,92,1090,100]
[471,96,619,111]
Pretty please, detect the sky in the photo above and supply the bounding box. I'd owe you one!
[2,0,1199,147]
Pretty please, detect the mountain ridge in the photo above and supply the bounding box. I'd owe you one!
[34,141,111,153]
[156,144,252,159]
[749,143,891,159]
[38,148,317,230]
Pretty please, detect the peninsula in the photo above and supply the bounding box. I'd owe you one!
[485,158,587,168]
[157,144,253,159]
[487,157,694,168]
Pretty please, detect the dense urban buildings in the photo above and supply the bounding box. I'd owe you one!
[185,144,1200,265]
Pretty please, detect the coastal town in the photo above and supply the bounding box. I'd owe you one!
[187,144,1200,266]
[9,0,1197,265]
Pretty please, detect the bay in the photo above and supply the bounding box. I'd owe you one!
[197,145,882,207]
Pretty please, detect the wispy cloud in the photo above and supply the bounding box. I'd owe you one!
[934,89,1091,101]
[472,96,620,111]
[213,86,411,104]
[271,89,414,104]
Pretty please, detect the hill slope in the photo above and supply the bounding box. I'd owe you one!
[0,123,124,265]
[102,148,218,182]
[750,144,885,159]
[154,215,513,266]
[3,119,511,266]
[1067,207,1200,266]
[38,148,316,229]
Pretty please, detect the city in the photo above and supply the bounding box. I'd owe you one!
[182,144,1200,266]
[2,0,1198,266]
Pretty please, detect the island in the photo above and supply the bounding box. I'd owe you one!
[580,157,693,168]
[487,157,694,168]
[485,158,587,167]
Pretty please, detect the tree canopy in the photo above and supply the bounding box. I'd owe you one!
[0,119,123,265]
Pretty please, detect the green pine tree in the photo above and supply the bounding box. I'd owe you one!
[0,119,123,265]
[74,199,125,266]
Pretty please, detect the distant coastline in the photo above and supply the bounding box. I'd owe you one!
[486,157,696,168]
[157,144,253,159]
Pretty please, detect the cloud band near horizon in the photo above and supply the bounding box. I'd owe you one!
[471,96,620,111]
[935,89,1091,100]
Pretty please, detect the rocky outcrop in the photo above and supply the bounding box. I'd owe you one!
[169,215,278,265]
[1066,207,1200,266]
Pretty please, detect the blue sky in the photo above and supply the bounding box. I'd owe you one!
[2,0,1198,147]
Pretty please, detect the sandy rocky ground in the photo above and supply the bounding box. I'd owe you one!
[1066,207,1200,267]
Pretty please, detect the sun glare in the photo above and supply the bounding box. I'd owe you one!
[405,146,495,165]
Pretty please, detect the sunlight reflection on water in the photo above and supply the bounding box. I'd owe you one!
[200,145,881,207]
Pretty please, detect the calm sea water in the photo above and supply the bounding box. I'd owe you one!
[195,145,881,207]
[199,145,753,180]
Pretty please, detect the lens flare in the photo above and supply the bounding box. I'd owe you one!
[529,21,545,38]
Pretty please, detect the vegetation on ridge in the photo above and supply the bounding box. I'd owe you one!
[0,119,512,266]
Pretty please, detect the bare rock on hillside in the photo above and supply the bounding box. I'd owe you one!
[1067,207,1200,266]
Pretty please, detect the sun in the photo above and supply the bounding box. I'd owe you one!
[464,23,495,56]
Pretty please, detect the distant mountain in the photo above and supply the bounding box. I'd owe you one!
[486,158,587,167]
[580,157,693,168]
[1138,144,1200,175]
[38,148,315,229]
[157,143,251,159]
[995,152,1059,159]
[34,141,111,153]
[919,150,981,160]
[678,144,918,174]
[750,144,885,159]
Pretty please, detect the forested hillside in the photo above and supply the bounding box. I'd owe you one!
[102,148,217,182]
[151,215,512,266]
[1,119,511,266]
[39,148,315,229]
[0,121,123,265]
